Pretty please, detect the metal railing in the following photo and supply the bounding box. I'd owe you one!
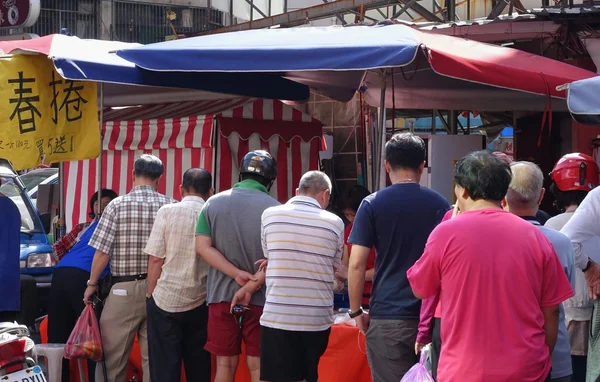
[0,0,226,43]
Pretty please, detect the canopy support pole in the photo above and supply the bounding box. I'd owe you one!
[449,110,458,135]
[97,83,104,216]
[57,163,65,240]
[375,71,387,191]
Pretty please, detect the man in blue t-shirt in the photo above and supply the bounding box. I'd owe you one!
[347,132,450,382]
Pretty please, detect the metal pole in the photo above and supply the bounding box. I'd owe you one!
[97,84,104,215]
[466,112,471,135]
[57,163,65,240]
[449,110,458,135]
[447,0,456,21]
[375,72,387,191]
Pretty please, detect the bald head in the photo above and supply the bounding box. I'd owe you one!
[506,161,544,210]
[297,171,333,209]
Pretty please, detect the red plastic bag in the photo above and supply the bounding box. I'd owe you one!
[64,304,103,362]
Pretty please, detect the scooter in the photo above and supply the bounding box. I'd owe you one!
[0,321,46,381]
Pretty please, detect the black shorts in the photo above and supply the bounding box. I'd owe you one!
[260,325,331,382]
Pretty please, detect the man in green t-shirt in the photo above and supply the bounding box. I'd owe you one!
[195,150,279,382]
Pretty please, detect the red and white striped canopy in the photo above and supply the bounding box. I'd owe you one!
[64,99,323,230]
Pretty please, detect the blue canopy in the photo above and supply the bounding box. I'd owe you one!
[116,23,593,111]
[568,76,600,125]
[115,24,420,104]
[0,34,310,103]
[116,24,420,72]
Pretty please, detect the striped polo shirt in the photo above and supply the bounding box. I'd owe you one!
[260,195,344,332]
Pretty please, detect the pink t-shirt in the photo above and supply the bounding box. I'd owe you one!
[408,208,574,382]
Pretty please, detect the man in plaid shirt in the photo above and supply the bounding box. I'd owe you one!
[84,154,175,382]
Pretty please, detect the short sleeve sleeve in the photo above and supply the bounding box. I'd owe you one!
[89,202,117,254]
[334,224,344,269]
[348,200,375,248]
[406,226,445,299]
[561,187,600,270]
[540,236,575,307]
[261,211,269,258]
[144,207,168,259]
[195,202,211,236]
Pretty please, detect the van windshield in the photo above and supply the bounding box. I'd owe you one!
[0,176,43,233]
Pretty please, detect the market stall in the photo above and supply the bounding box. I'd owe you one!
[39,318,371,382]
[63,98,324,230]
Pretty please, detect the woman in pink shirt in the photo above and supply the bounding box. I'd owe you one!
[408,151,573,382]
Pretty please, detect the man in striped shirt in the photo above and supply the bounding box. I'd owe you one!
[233,171,344,382]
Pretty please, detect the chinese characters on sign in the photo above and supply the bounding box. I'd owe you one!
[0,54,99,170]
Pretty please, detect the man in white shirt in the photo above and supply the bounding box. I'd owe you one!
[231,171,344,382]
[145,168,214,382]
[546,153,600,382]
[503,161,575,382]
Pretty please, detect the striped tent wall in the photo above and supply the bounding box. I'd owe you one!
[63,99,323,231]
[64,115,214,231]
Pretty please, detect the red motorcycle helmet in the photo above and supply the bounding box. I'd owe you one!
[550,153,600,192]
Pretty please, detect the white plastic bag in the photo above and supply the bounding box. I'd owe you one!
[333,313,356,326]
[400,351,434,382]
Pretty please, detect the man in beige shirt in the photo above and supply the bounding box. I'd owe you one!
[144,168,213,382]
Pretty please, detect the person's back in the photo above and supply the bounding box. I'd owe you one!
[261,197,344,331]
[85,154,174,382]
[360,184,448,317]
[105,186,174,273]
[426,210,570,381]
[537,224,575,381]
[259,171,343,382]
[196,150,281,382]
[347,133,449,382]
[202,184,280,306]
[408,151,573,382]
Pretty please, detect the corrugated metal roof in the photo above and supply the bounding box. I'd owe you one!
[413,14,539,31]
[528,5,600,15]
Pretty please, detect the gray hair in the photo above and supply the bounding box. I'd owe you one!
[134,154,164,180]
[506,161,544,209]
[298,171,332,196]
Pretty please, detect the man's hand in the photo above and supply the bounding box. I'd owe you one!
[255,259,268,273]
[335,265,348,280]
[83,285,97,304]
[235,270,258,287]
[355,312,370,335]
[415,342,426,355]
[230,288,253,312]
[585,261,600,299]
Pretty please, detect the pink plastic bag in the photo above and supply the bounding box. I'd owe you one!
[64,304,103,362]
[400,352,435,382]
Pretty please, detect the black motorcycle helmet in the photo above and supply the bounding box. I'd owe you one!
[239,150,277,189]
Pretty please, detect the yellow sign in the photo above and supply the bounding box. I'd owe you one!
[0,55,99,170]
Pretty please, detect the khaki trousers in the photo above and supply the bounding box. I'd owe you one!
[95,279,150,382]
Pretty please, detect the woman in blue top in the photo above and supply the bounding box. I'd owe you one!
[47,189,117,382]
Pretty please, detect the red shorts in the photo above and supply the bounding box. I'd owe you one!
[205,302,263,357]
